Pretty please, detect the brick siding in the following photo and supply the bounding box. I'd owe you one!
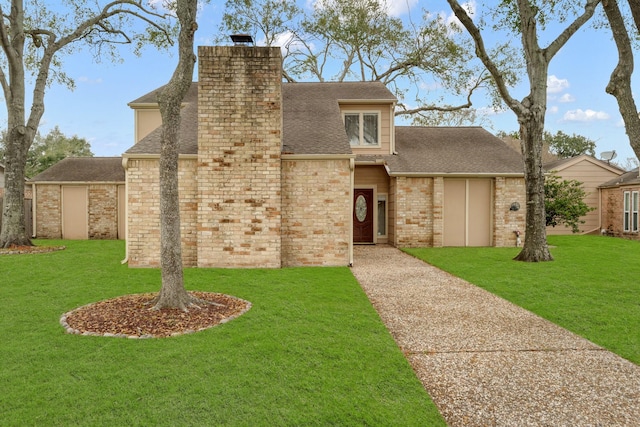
[281,158,351,266]
[601,186,640,240]
[126,158,198,267]
[88,185,119,239]
[393,176,434,247]
[494,177,526,247]
[35,184,62,238]
[196,46,282,268]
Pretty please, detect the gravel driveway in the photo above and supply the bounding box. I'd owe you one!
[351,245,640,426]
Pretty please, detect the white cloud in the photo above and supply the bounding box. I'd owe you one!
[563,109,610,122]
[272,31,310,55]
[558,93,575,103]
[312,0,418,16]
[547,75,569,94]
[77,76,103,85]
[548,106,559,114]
[386,0,419,17]
[476,105,508,117]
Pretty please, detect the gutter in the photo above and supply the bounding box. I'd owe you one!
[121,157,129,265]
[349,157,355,267]
[31,182,36,238]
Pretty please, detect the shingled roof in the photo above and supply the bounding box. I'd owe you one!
[283,82,396,155]
[124,82,523,176]
[125,81,396,156]
[600,168,640,188]
[29,157,125,182]
[386,127,524,175]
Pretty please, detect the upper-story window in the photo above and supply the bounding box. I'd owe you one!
[344,112,380,147]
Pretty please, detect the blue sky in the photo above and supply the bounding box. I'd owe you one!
[3,0,639,167]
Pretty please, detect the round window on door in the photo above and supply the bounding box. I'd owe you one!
[355,195,367,222]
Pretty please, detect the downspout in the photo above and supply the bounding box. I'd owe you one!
[120,157,129,264]
[349,157,355,267]
[31,182,36,238]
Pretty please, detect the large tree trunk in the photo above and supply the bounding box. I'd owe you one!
[514,111,553,261]
[151,0,198,311]
[602,0,640,160]
[1,131,32,248]
[1,1,35,248]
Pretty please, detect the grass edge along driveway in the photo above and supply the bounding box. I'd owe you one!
[405,235,640,365]
[0,240,445,426]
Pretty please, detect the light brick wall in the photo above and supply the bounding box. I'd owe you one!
[393,177,434,247]
[35,184,61,238]
[88,185,119,239]
[281,158,351,266]
[494,177,526,247]
[126,158,198,267]
[196,46,282,268]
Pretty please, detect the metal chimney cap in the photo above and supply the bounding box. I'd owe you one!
[230,34,254,45]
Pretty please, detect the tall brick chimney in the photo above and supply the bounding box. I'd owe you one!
[196,45,283,268]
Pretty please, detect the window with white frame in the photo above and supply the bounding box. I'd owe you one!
[623,191,639,232]
[377,194,387,237]
[633,191,639,232]
[344,112,380,147]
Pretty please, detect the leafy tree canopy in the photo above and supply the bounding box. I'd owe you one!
[544,175,594,233]
[217,0,521,124]
[544,130,596,158]
[1,126,93,178]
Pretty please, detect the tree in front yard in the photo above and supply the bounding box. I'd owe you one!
[445,0,601,262]
[0,0,173,248]
[152,0,198,310]
[545,175,594,233]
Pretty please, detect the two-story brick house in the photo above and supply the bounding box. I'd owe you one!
[122,45,526,268]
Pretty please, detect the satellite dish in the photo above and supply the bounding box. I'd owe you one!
[600,150,617,161]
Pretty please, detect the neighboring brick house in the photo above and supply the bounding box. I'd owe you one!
[122,44,526,268]
[29,157,125,239]
[543,155,624,235]
[600,168,640,240]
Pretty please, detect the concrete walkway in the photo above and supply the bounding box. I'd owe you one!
[351,245,640,426]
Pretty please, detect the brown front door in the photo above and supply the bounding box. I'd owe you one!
[353,189,374,243]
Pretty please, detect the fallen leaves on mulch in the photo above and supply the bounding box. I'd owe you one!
[0,244,66,255]
[61,292,251,338]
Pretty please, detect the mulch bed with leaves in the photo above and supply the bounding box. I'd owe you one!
[61,292,252,339]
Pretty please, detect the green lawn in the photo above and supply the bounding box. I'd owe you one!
[405,235,640,365]
[0,240,445,426]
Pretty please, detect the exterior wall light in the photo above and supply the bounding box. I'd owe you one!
[510,202,520,211]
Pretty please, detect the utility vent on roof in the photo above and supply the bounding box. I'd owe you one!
[230,34,254,46]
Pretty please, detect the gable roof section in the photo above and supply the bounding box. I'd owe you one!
[283,82,396,155]
[544,154,624,175]
[386,127,524,175]
[126,83,198,155]
[29,157,125,183]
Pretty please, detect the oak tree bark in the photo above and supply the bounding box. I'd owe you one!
[601,0,640,161]
[152,0,198,310]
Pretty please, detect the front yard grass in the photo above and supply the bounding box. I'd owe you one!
[405,235,640,365]
[0,240,445,426]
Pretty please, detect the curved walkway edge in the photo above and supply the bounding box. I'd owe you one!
[351,245,640,426]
